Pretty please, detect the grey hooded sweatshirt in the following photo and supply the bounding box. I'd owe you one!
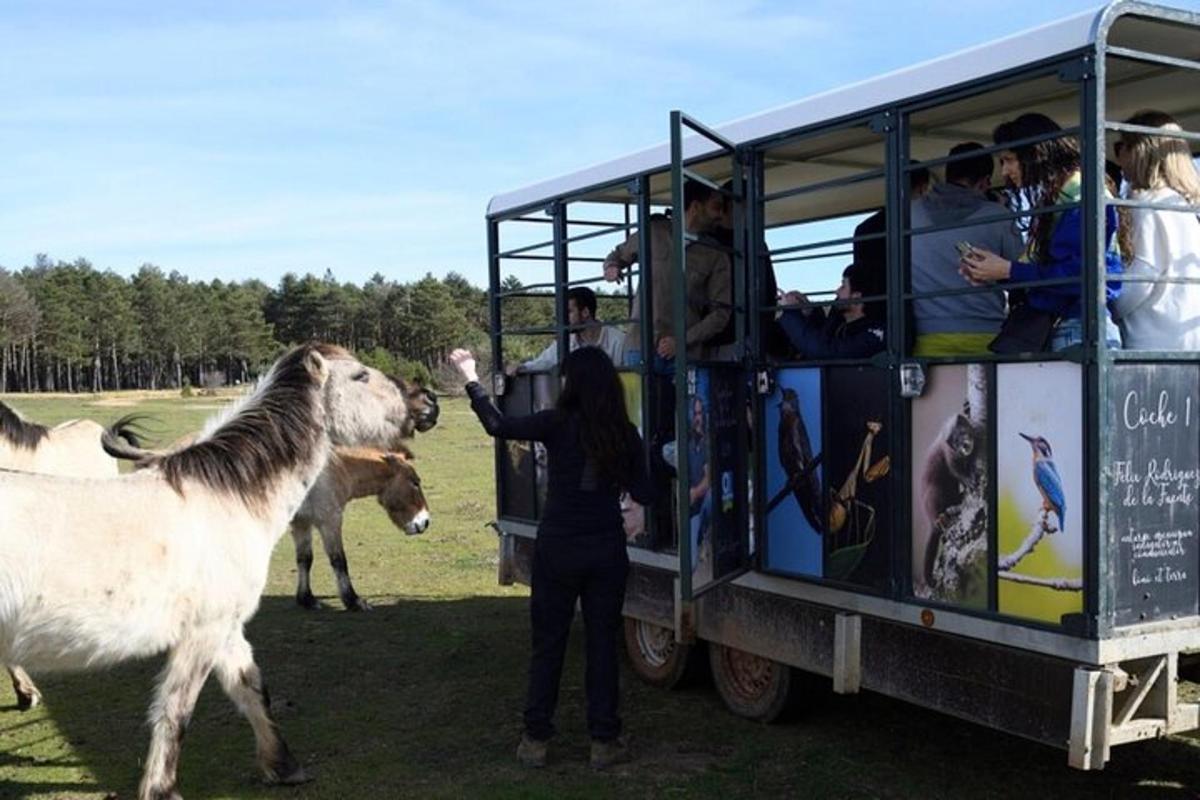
[910,183,1023,336]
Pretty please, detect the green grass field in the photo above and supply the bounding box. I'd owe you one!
[2,393,1199,799]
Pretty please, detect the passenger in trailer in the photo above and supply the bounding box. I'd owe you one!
[450,345,654,770]
[712,179,792,359]
[910,142,1023,356]
[776,262,886,359]
[601,178,732,365]
[958,112,1126,352]
[853,164,933,290]
[1111,110,1200,351]
[509,287,625,374]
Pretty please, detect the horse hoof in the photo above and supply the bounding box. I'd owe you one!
[278,766,310,786]
[296,593,321,610]
[15,691,42,711]
[345,597,373,612]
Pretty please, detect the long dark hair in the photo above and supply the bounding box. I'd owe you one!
[557,346,634,489]
[993,112,1131,263]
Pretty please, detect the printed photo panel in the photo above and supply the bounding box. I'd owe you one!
[696,366,748,590]
[825,367,892,590]
[911,364,990,609]
[764,368,824,578]
[996,363,1084,624]
[683,369,713,581]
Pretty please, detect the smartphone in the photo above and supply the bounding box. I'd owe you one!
[955,241,976,258]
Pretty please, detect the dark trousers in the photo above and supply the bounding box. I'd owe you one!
[524,532,629,742]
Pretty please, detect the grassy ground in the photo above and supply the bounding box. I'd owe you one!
[1,392,1199,799]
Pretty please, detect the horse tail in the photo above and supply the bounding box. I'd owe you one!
[102,415,163,466]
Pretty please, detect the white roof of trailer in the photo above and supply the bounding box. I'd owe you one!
[488,3,1123,217]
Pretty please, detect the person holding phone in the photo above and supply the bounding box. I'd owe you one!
[958,114,1125,352]
[910,142,1023,356]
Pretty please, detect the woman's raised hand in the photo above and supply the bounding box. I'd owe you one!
[448,348,479,384]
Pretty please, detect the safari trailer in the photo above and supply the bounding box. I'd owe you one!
[485,1,1200,769]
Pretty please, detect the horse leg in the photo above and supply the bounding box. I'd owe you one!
[318,511,371,611]
[137,637,216,800]
[7,664,42,710]
[212,628,307,786]
[291,522,320,610]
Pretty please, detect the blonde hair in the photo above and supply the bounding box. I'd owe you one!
[1120,110,1200,205]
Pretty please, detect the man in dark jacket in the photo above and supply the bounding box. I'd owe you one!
[778,263,886,359]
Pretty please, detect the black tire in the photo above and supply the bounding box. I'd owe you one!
[708,642,793,722]
[623,617,695,689]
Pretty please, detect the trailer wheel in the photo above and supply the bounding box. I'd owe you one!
[708,643,792,722]
[623,617,694,689]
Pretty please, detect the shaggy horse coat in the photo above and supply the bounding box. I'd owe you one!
[0,344,413,800]
[0,400,141,710]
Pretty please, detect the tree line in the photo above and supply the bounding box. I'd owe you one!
[0,256,609,393]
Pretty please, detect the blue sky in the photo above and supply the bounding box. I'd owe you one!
[3,0,1197,290]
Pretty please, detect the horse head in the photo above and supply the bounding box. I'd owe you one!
[388,375,439,434]
[318,349,420,449]
[375,449,430,535]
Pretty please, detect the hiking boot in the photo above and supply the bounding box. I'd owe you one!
[516,734,548,768]
[589,737,631,770]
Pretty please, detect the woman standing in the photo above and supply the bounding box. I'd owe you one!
[1112,110,1200,351]
[960,112,1126,351]
[449,345,654,769]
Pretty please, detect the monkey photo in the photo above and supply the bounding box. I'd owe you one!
[919,403,980,587]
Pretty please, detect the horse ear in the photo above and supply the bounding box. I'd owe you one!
[303,349,329,383]
[381,453,399,467]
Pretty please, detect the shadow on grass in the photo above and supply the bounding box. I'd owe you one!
[3,594,1200,799]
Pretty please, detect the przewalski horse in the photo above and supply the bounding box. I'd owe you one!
[0,343,414,800]
[291,445,430,611]
[0,399,142,711]
[106,368,440,613]
[0,398,139,477]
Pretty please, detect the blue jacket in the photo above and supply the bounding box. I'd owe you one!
[1007,175,1123,320]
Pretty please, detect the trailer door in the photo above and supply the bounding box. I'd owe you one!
[668,110,753,601]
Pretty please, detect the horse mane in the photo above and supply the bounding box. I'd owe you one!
[0,400,49,451]
[148,344,336,511]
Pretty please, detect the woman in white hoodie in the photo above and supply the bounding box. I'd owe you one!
[1113,110,1200,351]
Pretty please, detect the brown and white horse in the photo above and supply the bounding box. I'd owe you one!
[0,344,414,800]
[106,371,440,613]
[291,445,430,611]
[0,399,142,710]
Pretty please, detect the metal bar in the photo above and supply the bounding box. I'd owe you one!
[671,110,693,604]
[771,248,855,265]
[887,108,908,603]
[634,174,658,548]
[769,230,885,258]
[497,325,559,337]
[762,168,885,204]
[494,274,632,298]
[552,204,570,362]
[1084,47,1107,639]
[1106,198,1200,214]
[487,217,506,524]
[907,126,1083,172]
[681,167,723,194]
[1105,45,1200,74]
[496,219,630,259]
[903,276,1080,302]
[499,254,555,262]
[903,200,1080,238]
[678,111,737,152]
[1105,120,1200,145]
